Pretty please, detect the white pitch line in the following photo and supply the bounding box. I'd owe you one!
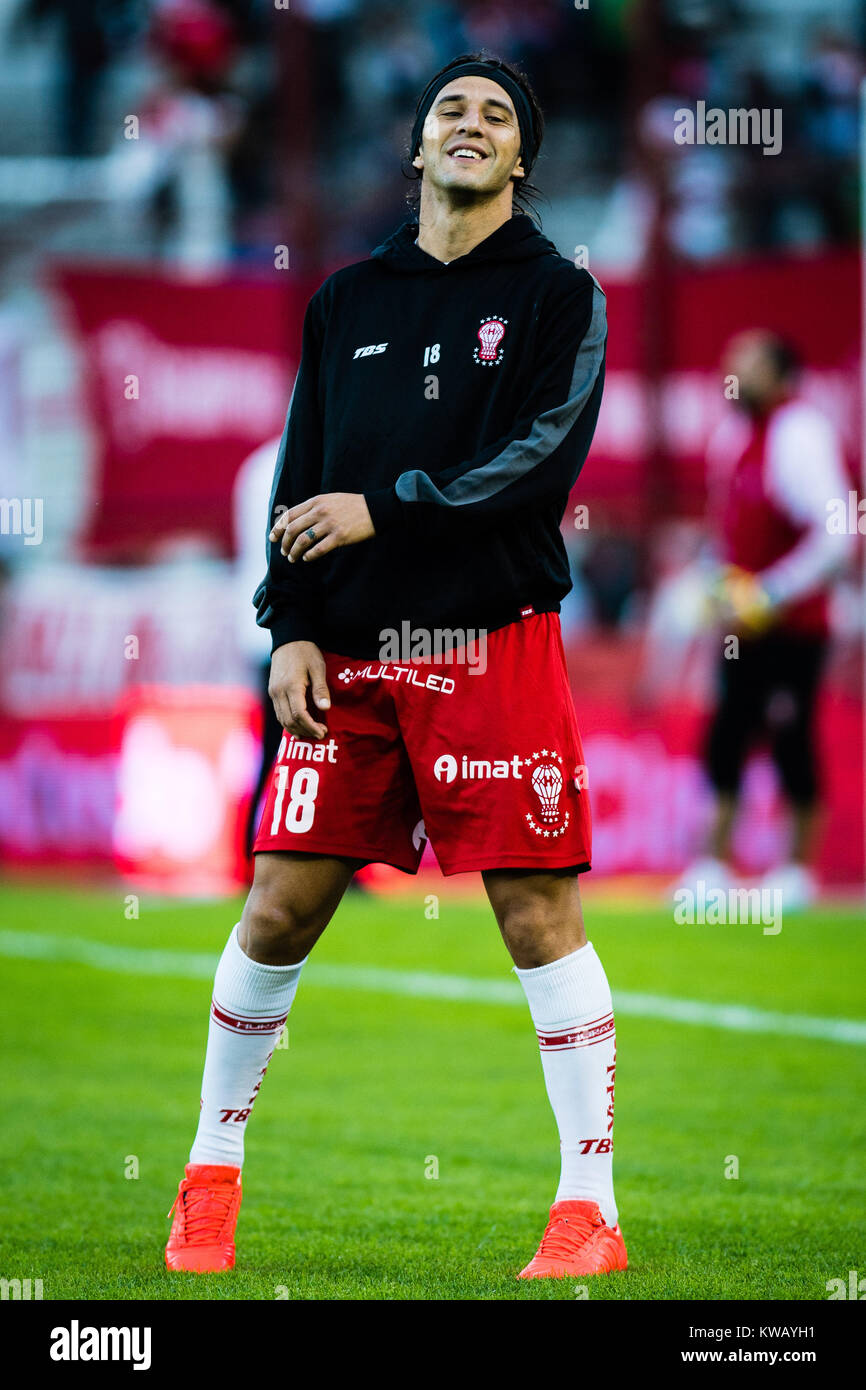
[1,929,865,1047]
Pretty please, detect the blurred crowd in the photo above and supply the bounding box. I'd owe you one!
[4,0,862,269]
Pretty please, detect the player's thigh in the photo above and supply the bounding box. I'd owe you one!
[239,851,363,962]
[764,637,825,781]
[397,613,592,877]
[766,634,826,715]
[705,643,763,771]
[715,640,766,725]
[766,655,824,799]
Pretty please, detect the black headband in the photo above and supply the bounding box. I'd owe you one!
[409,61,539,177]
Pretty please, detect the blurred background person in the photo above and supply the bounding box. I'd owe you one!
[142,0,243,268]
[678,330,856,909]
[17,0,141,157]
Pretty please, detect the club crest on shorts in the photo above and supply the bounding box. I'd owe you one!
[525,750,570,838]
[474,316,508,366]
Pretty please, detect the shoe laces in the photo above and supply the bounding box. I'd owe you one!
[536,1207,601,1261]
[168,1179,237,1244]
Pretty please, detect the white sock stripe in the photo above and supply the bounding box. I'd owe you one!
[537,1017,616,1051]
[211,996,291,1025]
[536,1011,614,1035]
[210,1000,289,1036]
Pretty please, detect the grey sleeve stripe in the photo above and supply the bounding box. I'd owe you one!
[394,279,607,510]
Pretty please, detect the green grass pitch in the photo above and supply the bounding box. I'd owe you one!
[0,881,863,1301]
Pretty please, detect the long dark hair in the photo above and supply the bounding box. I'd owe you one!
[402,52,547,224]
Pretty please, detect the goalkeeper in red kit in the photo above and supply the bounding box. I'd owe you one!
[165,52,625,1282]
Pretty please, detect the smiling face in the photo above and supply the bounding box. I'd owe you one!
[412,75,526,204]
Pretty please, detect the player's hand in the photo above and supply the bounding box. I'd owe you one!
[270,494,375,564]
[706,565,775,634]
[268,641,331,740]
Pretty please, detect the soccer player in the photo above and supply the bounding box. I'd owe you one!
[681,330,854,907]
[166,53,625,1281]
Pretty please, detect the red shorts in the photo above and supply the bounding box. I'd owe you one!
[254,611,592,876]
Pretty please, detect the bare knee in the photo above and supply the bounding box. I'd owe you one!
[240,888,307,963]
[484,869,586,969]
[238,853,354,964]
[500,905,578,969]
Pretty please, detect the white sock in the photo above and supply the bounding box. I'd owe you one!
[514,942,618,1226]
[189,924,306,1167]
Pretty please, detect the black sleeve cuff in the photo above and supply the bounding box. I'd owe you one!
[267,612,320,653]
[364,485,404,534]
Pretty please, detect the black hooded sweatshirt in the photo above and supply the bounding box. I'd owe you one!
[254,213,607,659]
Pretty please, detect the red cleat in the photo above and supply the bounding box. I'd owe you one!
[165,1163,242,1272]
[518,1199,628,1279]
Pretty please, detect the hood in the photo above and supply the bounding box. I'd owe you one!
[370,213,560,274]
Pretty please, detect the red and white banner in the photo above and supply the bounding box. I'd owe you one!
[0,563,246,715]
[54,266,319,560]
[0,687,257,895]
